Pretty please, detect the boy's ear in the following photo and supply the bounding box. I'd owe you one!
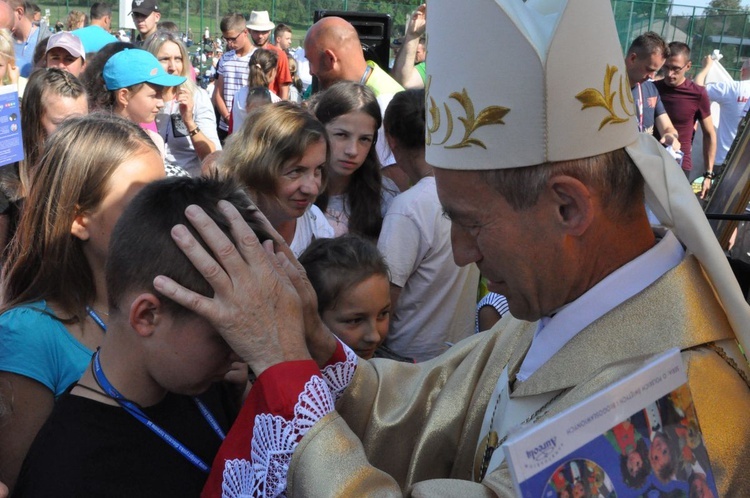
[129,293,164,337]
[71,211,90,241]
[385,132,398,153]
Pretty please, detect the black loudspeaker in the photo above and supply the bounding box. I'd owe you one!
[312,10,393,91]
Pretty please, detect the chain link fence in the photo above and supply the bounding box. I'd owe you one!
[613,0,750,78]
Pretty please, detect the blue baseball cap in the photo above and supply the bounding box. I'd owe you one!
[103,49,186,90]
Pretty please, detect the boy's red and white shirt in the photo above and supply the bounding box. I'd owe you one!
[201,340,358,498]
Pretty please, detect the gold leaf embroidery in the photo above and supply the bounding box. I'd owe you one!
[446,89,510,149]
[427,96,440,145]
[436,103,453,146]
[425,76,509,149]
[575,64,631,131]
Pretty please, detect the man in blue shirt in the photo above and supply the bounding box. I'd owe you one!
[624,32,680,151]
[9,0,43,77]
[73,2,117,54]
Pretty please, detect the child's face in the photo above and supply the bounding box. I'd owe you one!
[150,312,240,395]
[572,482,586,498]
[325,110,377,181]
[41,92,88,137]
[649,434,672,476]
[627,450,643,477]
[691,473,715,498]
[75,148,165,264]
[121,82,165,124]
[321,274,390,359]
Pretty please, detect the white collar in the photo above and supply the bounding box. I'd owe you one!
[516,231,685,381]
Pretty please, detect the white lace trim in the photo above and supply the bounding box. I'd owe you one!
[320,339,358,401]
[221,375,335,498]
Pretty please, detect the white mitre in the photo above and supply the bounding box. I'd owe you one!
[426,0,750,343]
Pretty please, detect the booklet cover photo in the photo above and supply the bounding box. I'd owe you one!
[502,349,717,498]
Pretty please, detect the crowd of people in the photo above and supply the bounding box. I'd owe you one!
[0,0,747,497]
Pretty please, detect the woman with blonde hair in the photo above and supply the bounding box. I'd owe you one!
[144,30,221,176]
[0,114,165,492]
[66,10,86,31]
[220,102,333,256]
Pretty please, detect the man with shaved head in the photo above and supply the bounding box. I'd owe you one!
[304,16,404,172]
[305,17,364,89]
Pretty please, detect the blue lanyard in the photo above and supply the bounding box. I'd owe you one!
[86,307,108,332]
[91,350,225,473]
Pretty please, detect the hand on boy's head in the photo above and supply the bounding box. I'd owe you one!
[153,201,311,376]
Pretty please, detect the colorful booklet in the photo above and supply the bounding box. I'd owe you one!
[502,348,718,498]
[0,84,23,168]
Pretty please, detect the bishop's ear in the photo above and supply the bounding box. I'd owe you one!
[548,175,594,237]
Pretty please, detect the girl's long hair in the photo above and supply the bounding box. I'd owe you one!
[313,81,386,239]
[1,113,158,323]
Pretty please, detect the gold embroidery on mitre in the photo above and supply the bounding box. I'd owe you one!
[575,64,635,131]
[425,75,509,149]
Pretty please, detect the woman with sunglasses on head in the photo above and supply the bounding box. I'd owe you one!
[144,31,221,177]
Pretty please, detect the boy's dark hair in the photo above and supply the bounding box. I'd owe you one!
[106,176,273,318]
[90,2,112,20]
[668,41,691,60]
[384,89,425,150]
[620,437,650,488]
[298,234,389,313]
[220,13,246,34]
[157,21,179,33]
[274,23,291,42]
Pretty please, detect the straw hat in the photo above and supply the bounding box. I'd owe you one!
[247,11,274,32]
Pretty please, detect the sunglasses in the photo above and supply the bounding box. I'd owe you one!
[222,31,246,43]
